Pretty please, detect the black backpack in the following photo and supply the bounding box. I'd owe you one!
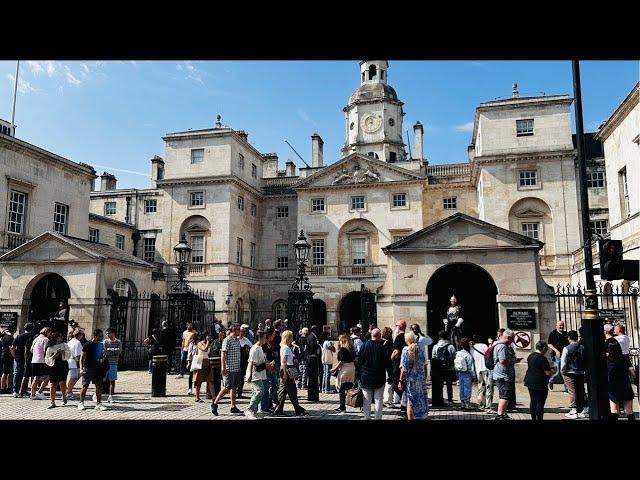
[435,344,454,369]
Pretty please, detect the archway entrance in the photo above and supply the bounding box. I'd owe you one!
[426,263,498,344]
[27,273,71,323]
[339,291,361,333]
[312,299,327,328]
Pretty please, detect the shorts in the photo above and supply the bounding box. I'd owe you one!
[2,358,13,375]
[496,379,514,400]
[68,367,80,381]
[82,368,105,387]
[24,362,33,379]
[107,364,118,382]
[222,371,242,390]
[31,363,48,378]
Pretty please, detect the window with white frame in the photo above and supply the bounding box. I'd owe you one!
[311,198,325,213]
[238,196,245,211]
[143,237,156,263]
[115,234,125,250]
[191,148,204,164]
[587,171,605,188]
[251,203,257,217]
[519,170,537,187]
[144,199,157,213]
[89,228,100,243]
[516,119,534,136]
[53,203,68,234]
[190,235,204,263]
[311,239,325,274]
[589,220,608,236]
[250,242,256,268]
[104,202,116,215]
[351,195,365,211]
[276,244,289,269]
[190,191,204,207]
[392,193,407,208]
[7,190,27,234]
[351,238,367,269]
[251,163,257,178]
[277,206,289,218]
[238,153,245,170]
[521,223,540,240]
[443,197,457,210]
[236,238,243,265]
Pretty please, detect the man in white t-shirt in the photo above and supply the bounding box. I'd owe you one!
[244,331,271,419]
[614,324,631,355]
[471,334,494,412]
[66,329,85,399]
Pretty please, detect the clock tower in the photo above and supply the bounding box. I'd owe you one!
[342,60,407,162]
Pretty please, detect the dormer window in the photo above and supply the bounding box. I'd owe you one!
[516,119,534,136]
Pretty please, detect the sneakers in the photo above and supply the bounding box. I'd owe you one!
[47,403,56,409]
[33,392,44,400]
[485,408,498,414]
[66,394,74,401]
[211,403,219,416]
[565,412,578,419]
[494,414,511,420]
[78,402,86,411]
[577,411,587,418]
[296,410,308,417]
[230,406,242,414]
[187,389,193,396]
[92,393,97,403]
[244,410,257,419]
[334,407,346,413]
[566,408,577,416]
[107,395,114,404]
[62,398,68,406]
[95,403,107,411]
[13,392,19,398]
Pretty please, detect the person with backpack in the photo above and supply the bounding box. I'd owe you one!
[524,341,555,421]
[560,330,586,419]
[491,329,522,420]
[470,334,494,413]
[454,338,475,410]
[431,330,456,408]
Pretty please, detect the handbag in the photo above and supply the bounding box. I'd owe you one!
[322,345,335,365]
[286,366,300,380]
[346,384,363,408]
[191,352,204,372]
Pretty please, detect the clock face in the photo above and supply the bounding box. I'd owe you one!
[362,114,382,133]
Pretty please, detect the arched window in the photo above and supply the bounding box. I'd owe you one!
[114,279,137,298]
[368,64,377,80]
[272,300,287,321]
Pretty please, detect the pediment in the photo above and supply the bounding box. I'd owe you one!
[346,226,371,235]
[384,213,543,252]
[514,208,546,218]
[295,153,424,189]
[0,233,99,263]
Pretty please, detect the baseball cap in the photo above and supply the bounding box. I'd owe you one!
[241,324,249,329]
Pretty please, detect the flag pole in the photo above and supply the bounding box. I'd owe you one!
[10,60,19,136]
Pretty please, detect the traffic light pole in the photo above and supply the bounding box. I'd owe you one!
[572,60,610,420]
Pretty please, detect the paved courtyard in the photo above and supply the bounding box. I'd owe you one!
[2,370,637,420]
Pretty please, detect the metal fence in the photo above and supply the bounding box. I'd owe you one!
[108,290,216,370]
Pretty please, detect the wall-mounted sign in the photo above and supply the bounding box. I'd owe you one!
[0,312,18,330]
[513,331,532,350]
[507,309,536,329]
[600,309,625,321]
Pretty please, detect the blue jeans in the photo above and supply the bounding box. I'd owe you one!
[13,360,25,394]
[249,379,268,413]
[261,371,278,411]
[458,371,473,402]
[549,357,567,391]
[322,363,333,392]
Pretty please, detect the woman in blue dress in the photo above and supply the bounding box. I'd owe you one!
[399,331,428,420]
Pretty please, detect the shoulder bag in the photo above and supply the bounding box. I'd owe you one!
[346,383,363,408]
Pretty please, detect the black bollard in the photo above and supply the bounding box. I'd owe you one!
[307,356,319,401]
[152,355,168,397]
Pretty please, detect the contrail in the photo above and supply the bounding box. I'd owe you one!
[90,164,151,177]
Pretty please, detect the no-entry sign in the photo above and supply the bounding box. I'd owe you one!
[513,331,532,350]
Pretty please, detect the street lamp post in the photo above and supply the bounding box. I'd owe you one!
[572,60,610,420]
[172,234,192,294]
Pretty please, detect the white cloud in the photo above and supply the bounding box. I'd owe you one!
[27,61,44,75]
[26,61,57,77]
[6,74,38,95]
[176,61,206,85]
[65,67,81,86]
[469,61,488,70]
[45,61,56,77]
[454,122,474,132]
[297,108,319,127]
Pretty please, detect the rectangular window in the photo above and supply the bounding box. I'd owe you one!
[143,237,156,263]
[392,193,407,208]
[250,242,256,268]
[619,167,630,218]
[521,223,540,240]
[516,119,534,136]
[311,239,325,275]
[276,244,289,269]
[519,170,537,187]
[352,238,367,266]
[191,235,204,263]
[104,202,116,215]
[589,220,608,236]
[7,190,27,234]
[238,153,245,170]
[251,203,257,217]
[144,199,157,213]
[587,171,606,189]
[443,197,457,210]
[251,163,257,179]
[53,203,68,234]
[191,148,204,164]
[89,228,100,243]
[115,234,125,250]
[351,196,365,210]
[236,237,243,265]
[311,198,325,212]
[237,196,244,211]
[276,206,289,218]
[190,191,204,207]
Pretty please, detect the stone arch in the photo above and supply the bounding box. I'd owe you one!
[337,218,380,275]
[113,278,138,298]
[508,197,554,259]
[22,272,71,325]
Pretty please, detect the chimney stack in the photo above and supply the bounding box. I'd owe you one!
[150,155,165,188]
[285,160,296,177]
[412,121,424,160]
[311,133,324,168]
[512,83,520,98]
[262,153,279,178]
[100,172,117,191]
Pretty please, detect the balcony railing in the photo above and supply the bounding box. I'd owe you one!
[1,233,32,252]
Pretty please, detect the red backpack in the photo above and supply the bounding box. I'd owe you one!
[484,343,498,370]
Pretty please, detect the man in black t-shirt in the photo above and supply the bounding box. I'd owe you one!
[390,320,407,411]
[1,327,15,394]
[10,323,35,397]
[547,320,569,391]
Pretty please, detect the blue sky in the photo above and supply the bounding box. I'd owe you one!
[1,60,638,189]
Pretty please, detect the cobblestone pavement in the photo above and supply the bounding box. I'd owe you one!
[1,371,638,420]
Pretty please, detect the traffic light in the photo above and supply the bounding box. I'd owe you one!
[599,240,624,280]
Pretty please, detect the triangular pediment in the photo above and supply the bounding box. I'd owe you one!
[295,153,424,189]
[514,208,546,218]
[383,213,544,252]
[0,232,100,263]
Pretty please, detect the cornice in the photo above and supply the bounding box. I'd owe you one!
[595,83,639,141]
[157,175,264,198]
[472,149,576,165]
[297,179,425,192]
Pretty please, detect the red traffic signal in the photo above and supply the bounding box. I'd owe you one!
[599,240,624,280]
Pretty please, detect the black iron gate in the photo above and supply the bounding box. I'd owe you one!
[108,290,215,370]
[360,283,377,329]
